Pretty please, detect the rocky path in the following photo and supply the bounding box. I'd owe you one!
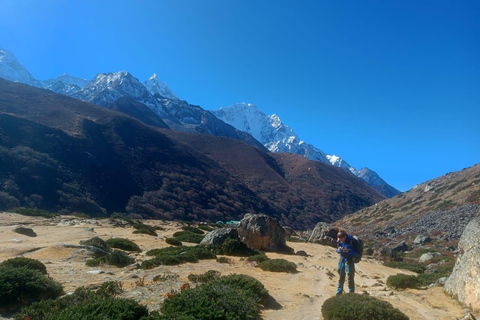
[0,213,468,320]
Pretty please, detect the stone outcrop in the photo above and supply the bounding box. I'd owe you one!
[308,222,338,248]
[13,226,37,237]
[237,214,286,251]
[200,228,238,246]
[445,217,480,313]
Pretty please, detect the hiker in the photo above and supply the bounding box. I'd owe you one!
[336,229,359,295]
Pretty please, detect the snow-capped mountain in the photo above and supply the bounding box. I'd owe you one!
[144,74,179,100]
[43,73,89,95]
[73,71,169,117]
[212,103,330,163]
[213,103,400,197]
[0,48,43,87]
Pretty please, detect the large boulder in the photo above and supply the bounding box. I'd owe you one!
[237,214,286,251]
[200,228,238,246]
[308,222,338,248]
[445,217,480,313]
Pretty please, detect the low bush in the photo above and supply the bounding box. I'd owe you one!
[218,238,257,256]
[198,225,215,232]
[14,286,148,320]
[215,274,268,303]
[106,238,141,252]
[85,257,105,267]
[160,283,259,320]
[97,281,123,297]
[216,257,230,263]
[10,207,57,218]
[321,293,409,320]
[0,266,63,309]
[165,237,182,246]
[181,226,204,234]
[172,231,204,244]
[258,258,297,273]
[384,261,426,274]
[386,274,420,290]
[247,254,269,263]
[81,237,109,254]
[105,250,135,267]
[132,222,157,236]
[141,246,216,269]
[0,257,47,274]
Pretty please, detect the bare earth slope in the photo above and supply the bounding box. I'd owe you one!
[0,213,466,320]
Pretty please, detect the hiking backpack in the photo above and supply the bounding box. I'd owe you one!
[351,236,364,263]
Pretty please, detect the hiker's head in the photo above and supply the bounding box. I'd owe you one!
[337,230,347,242]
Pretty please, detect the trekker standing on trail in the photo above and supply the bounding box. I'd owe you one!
[336,229,359,295]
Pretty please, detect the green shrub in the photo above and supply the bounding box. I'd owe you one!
[11,207,57,218]
[386,274,420,290]
[97,281,123,297]
[215,274,268,303]
[258,258,297,273]
[146,248,163,256]
[81,237,109,253]
[247,254,269,263]
[141,246,216,269]
[181,226,204,234]
[216,257,230,263]
[105,250,135,267]
[14,286,148,320]
[165,237,182,246]
[0,257,47,274]
[172,231,204,244]
[85,257,105,267]
[220,238,257,256]
[188,270,221,283]
[161,283,259,320]
[132,222,157,236]
[198,225,215,232]
[106,238,141,252]
[321,293,409,320]
[0,267,63,309]
[384,261,426,274]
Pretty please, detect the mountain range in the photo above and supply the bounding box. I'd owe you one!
[0,48,400,197]
[0,78,384,229]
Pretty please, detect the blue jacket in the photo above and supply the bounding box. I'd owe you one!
[337,235,359,263]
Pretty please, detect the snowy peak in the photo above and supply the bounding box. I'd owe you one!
[213,103,329,163]
[43,73,89,95]
[0,48,42,87]
[144,73,179,100]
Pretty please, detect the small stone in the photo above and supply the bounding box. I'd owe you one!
[87,270,104,274]
[84,227,95,232]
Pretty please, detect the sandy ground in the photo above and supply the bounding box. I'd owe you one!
[0,213,469,320]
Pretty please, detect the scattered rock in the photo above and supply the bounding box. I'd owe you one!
[296,250,309,257]
[86,270,104,274]
[413,234,431,245]
[84,227,95,232]
[419,252,441,263]
[237,214,286,251]
[10,238,22,243]
[13,226,37,237]
[308,222,338,248]
[200,227,238,246]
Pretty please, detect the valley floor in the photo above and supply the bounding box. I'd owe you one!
[0,213,468,320]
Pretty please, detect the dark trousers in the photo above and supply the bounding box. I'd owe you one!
[337,259,355,295]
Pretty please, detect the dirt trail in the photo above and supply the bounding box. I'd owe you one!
[0,213,467,320]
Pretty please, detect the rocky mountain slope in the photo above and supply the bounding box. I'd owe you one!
[213,103,400,198]
[337,163,480,244]
[0,79,383,229]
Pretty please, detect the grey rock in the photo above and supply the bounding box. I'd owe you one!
[445,217,480,313]
[87,270,104,274]
[84,227,95,232]
[308,222,338,248]
[200,228,238,246]
[296,250,309,257]
[237,214,286,251]
[413,234,431,245]
[13,226,37,237]
[419,252,441,263]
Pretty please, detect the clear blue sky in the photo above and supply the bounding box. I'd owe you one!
[1,0,479,192]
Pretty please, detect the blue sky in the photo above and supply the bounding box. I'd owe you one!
[1,0,479,192]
